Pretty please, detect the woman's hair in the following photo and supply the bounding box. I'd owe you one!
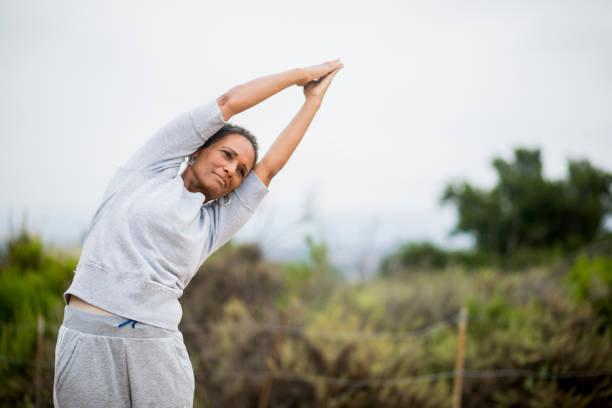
[197,124,259,170]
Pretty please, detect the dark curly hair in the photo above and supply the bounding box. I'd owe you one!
[197,124,259,170]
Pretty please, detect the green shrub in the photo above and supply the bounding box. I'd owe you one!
[380,242,450,275]
[0,229,77,405]
[278,236,341,309]
[567,253,612,334]
[379,240,565,277]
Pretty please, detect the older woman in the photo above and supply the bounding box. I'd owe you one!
[53,59,343,407]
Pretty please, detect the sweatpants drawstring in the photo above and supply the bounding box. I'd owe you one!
[118,319,138,328]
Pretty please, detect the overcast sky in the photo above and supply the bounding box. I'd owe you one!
[1,0,611,272]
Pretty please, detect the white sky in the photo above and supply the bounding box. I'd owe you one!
[1,0,611,271]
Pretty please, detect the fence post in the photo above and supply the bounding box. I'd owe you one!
[452,307,468,408]
[258,310,286,408]
[35,315,45,407]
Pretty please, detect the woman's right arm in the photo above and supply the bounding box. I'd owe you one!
[253,64,343,187]
[217,59,343,121]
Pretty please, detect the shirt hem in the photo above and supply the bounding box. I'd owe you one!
[64,261,183,331]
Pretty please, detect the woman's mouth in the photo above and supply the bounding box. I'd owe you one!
[213,173,226,188]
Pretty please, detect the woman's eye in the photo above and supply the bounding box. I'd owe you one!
[223,151,231,158]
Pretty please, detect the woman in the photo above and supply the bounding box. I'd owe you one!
[53,59,343,407]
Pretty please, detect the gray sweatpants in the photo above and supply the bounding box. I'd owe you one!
[53,306,194,408]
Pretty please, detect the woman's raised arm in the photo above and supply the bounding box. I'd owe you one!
[254,63,343,187]
[217,60,343,121]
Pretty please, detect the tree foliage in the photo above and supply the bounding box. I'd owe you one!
[442,148,612,256]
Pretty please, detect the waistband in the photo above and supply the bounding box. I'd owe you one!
[62,306,180,339]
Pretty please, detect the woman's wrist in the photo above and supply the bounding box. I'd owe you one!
[303,97,322,110]
[294,67,310,86]
[281,68,306,87]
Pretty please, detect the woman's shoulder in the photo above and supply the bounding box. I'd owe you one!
[229,171,270,209]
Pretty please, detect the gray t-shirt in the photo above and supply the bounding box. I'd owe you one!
[65,100,269,330]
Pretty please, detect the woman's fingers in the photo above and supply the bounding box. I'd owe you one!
[298,59,342,86]
[313,59,341,78]
[320,64,343,87]
[303,63,343,100]
[314,64,343,92]
[322,59,342,75]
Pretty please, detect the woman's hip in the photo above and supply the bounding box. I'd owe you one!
[54,306,194,407]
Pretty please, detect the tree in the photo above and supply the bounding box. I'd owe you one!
[442,148,612,256]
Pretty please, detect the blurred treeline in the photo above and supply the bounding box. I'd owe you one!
[382,148,612,272]
[1,147,612,407]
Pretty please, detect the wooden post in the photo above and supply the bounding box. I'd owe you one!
[258,311,286,408]
[35,315,44,407]
[452,307,468,408]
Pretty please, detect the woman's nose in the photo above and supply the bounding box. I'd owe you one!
[223,162,238,176]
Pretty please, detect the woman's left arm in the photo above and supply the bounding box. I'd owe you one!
[217,60,342,121]
[254,64,343,187]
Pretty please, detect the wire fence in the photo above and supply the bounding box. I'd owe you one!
[212,369,612,387]
[3,352,611,386]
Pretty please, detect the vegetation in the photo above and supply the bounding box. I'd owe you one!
[382,148,612,274]
[567,254,612,335]
[178,239,612,407]
[442,148,612,256]
[0,229,611,407]
[0,228,77,406]
[1,147,611,406]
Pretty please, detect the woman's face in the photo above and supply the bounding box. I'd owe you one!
[188,133,255,200]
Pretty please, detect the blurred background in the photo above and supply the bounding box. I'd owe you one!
[1,0,611,406]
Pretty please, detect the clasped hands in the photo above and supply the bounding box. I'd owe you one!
[297,59,344,102]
